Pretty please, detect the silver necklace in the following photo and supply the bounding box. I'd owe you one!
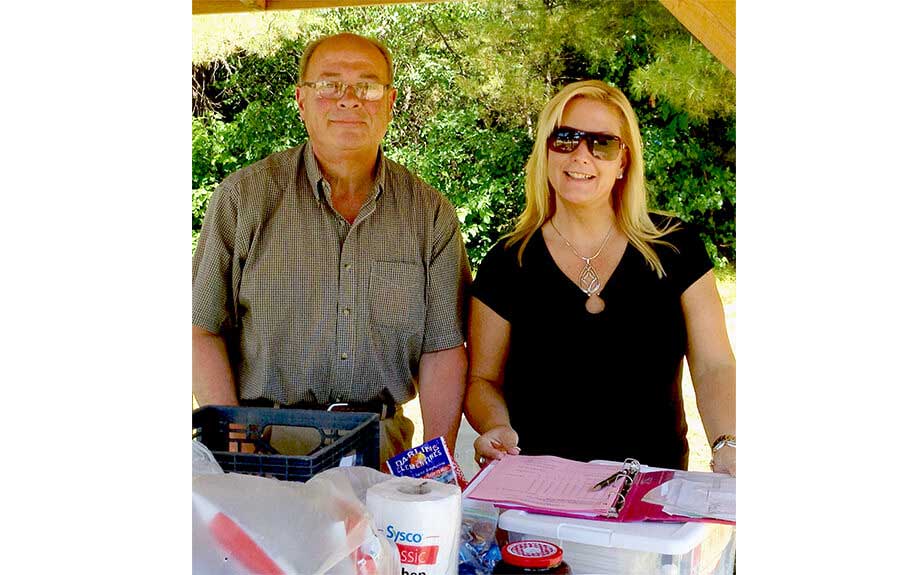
[550,218,614,314]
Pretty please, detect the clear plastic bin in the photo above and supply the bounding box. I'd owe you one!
[498,509,735,575]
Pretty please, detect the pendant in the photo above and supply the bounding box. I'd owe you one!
[585,294,605,314]
[578,262,601,295]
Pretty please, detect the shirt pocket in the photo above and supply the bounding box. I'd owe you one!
[369,261,426,332]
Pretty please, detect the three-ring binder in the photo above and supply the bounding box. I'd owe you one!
[605,457,640,517]
[463,454,735,525]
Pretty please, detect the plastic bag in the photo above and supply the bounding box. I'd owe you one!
[192,440,224,475]
[640,470,736,522]
[458,499,501,575]
[192,441,399,575]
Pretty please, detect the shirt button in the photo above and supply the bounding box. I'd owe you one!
[344,263,352,271]
[343,307,351,316]
[340,352,348,360]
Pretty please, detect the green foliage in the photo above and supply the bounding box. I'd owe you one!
[191,0,736,268]
[639,101,736,267]
[389,107,531,267]
[192,185,212,232]
[192,38,309,239]
[630,36,736,121]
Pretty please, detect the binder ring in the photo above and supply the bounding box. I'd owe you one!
[623,458,640,476]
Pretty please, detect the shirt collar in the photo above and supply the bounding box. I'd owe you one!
[304,142,387,202]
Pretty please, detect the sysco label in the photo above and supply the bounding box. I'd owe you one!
[386,525,424,543]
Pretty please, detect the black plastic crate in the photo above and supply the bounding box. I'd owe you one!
[192,406,380,482]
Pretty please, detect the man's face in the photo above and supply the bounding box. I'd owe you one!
[295,35,396,158]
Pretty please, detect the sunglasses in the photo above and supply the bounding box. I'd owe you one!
[547,127,627,161]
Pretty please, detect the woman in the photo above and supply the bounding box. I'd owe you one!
[464,80,736,475]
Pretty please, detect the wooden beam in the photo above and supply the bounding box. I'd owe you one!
[193,0,445,15]
[192,0,735,76]
[659,0,735,74]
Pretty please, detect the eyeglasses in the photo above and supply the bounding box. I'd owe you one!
[300,80,391,101]
[547,127,627,161]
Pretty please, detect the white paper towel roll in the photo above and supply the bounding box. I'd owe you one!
[366,477,462,575]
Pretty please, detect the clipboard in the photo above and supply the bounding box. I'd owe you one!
[462,454,734,524]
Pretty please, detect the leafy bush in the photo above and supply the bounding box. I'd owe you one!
[640,102,736,265]
[389,107,530,267]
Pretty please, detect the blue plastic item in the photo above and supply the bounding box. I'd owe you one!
[192,406,380,482]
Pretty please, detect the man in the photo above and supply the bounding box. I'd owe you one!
[192,33,471,461]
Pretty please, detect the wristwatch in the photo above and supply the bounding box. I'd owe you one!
[711,434,736,454]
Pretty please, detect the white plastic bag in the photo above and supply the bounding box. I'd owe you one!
[192,441,399,575]
[192,440,224,475]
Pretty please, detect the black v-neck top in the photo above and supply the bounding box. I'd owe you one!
[471,216,713,469]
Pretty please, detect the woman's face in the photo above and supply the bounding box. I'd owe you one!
[547,97,628,212]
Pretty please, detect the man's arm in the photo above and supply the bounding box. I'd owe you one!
[415,193,472,455]
[193,179,241,408]
[417,344,467,454]
[192,325,238,406]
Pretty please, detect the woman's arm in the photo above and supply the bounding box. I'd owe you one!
[464,297,521,466]
[682,270,736,476]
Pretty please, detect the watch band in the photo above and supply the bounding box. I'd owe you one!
[711,434,736,453]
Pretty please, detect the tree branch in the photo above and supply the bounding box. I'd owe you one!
[426,14,466,78]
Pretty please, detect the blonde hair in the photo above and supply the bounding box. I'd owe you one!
[298,33,394,85]
[505,80,678,278]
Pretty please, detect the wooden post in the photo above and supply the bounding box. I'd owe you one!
[659,0,736,74]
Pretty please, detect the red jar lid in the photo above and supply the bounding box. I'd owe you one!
[501,540,564,568]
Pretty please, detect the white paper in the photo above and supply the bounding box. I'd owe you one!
[641,471,735,522]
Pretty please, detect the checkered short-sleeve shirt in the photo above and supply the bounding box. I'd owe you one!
[192,142,471,405]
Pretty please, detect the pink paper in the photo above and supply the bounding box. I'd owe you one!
[464,455,625,516]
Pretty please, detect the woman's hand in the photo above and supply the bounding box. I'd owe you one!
[473,425,520,468]
[711,445,736,476]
